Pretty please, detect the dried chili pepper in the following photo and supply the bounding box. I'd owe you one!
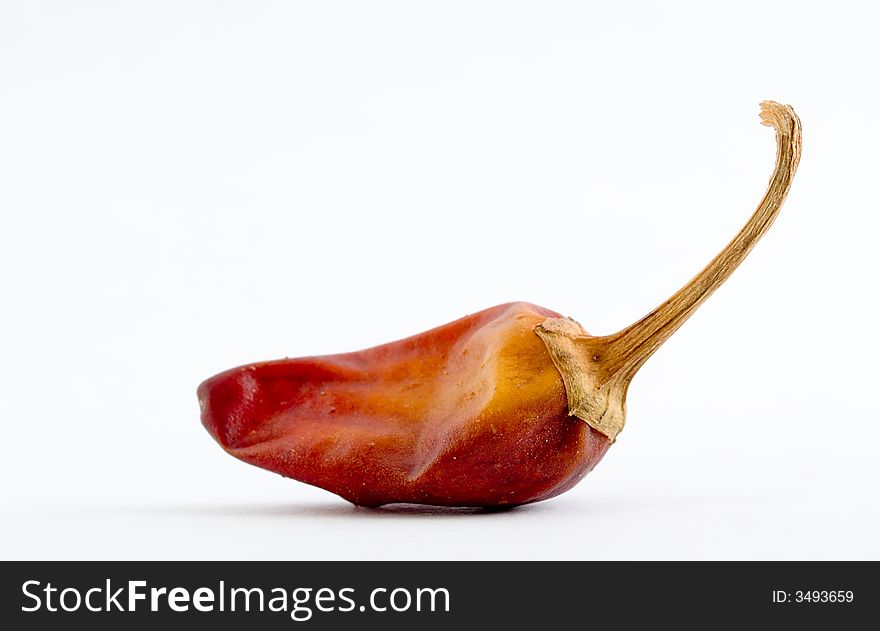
[198,102,801,507]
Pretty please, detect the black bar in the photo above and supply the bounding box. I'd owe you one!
[1,561,875,629]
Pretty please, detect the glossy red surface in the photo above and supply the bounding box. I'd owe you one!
[199,302,610,507]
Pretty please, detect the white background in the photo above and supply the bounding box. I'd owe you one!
[2,1,878,560]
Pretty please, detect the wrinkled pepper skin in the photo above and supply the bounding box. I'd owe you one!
[199,302,610,507]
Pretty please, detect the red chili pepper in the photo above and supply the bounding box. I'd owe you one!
[198,102,801,507]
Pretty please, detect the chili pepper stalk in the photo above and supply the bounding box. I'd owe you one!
[535,101,800,441]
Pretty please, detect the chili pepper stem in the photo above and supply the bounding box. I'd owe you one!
[536,101,802,441]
